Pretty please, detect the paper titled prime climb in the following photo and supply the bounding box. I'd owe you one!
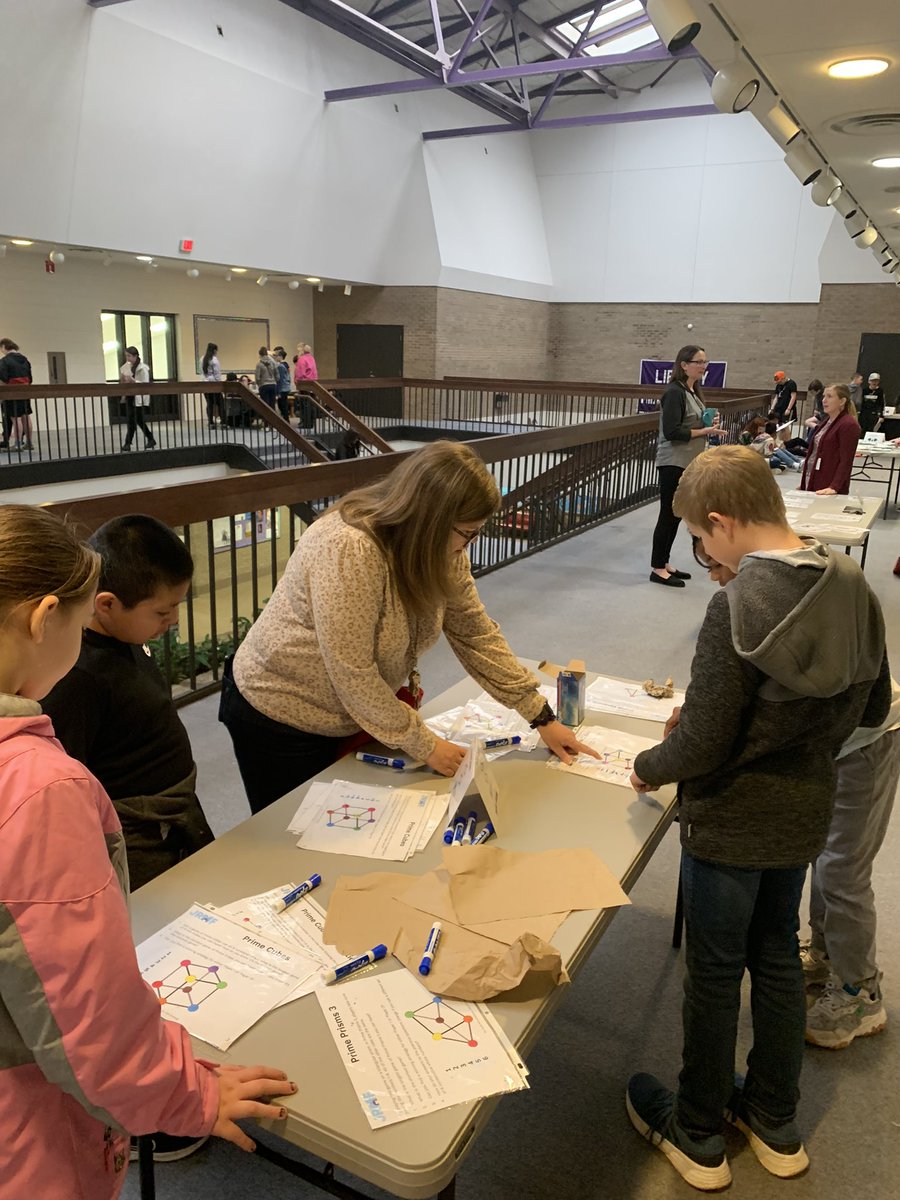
[289,779,445,861]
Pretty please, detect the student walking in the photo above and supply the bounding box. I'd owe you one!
[120,347,156,450]
[201,341,222,426]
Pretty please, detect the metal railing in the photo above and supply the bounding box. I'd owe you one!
[320,376,771,435]
[43,390,765,704]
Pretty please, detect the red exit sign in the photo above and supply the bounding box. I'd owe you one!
[179,238,194,254]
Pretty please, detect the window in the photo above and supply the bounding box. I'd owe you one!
[100,310,177,382]
[554,0,660,57]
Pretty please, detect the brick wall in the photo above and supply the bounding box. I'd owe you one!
[811,284,900,387]
[312,283,897,393]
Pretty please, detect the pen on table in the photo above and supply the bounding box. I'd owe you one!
[356,752,406,770]
[451,815,467,847]
[483,735,522,750]
[323,944,388,985]
[461,810,478,845]
[418,922,442,976]
[270,873,322,913]
[471,821,495,846]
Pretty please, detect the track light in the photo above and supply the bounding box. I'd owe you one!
[784,138,822,186]
[102,254,114,267]
[882,257,899,274]
[854,224,878,248]
[288,280,300,290]
[759,105,801,148]
[810,168,842,207]
[831,190,858,218]
[344,284,352,296]
[0,243,6,258]
[844,210,877,246]
[256,274,268,286]
[644,0,701,53]
[224,271,232,282]
[711,57,763,114]
[317,283,324,293]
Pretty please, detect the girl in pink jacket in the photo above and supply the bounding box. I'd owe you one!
[0,505,294,1200]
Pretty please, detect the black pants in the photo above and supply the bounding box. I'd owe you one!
[651,465,685,570]
[124,401,154,447]
[277,392,291,420]
[259,383,278,411]
[206,392,222,424]
[218,658,346,814]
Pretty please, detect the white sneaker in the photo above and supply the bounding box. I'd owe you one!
[805,980,887,1049]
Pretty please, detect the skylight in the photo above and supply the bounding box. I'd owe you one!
[555,0,660,58]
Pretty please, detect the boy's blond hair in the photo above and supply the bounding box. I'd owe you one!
[673,445,787,532]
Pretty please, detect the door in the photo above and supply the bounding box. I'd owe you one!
[336,323,403,418]
[857,333,900,404]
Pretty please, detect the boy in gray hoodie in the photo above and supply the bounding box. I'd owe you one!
[625,445,890,1191]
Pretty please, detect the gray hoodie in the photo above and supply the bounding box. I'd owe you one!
[633,541,890,868]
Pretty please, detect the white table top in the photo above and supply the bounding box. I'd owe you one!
[783,491,883,547]
[129,668,677,1198]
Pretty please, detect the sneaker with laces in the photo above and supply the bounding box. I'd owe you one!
[724,1082,809,1178]
[805,980,887,1049]
[626,1073,731,1191]
[799,942,831,986]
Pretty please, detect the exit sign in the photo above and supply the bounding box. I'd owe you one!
[179,238,194,254]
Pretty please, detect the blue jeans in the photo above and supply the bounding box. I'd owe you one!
[676,851,807,1143]
[770,447,800,469]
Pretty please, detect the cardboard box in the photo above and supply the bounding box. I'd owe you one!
[538,659,586,727]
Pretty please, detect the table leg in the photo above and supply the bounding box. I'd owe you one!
[138,1135,156,1200]
[437,1181,457,1200]
[860,535,869,571]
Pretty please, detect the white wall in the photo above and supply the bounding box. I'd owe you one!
[0,0,892,305]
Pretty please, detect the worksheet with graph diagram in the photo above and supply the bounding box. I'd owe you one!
[296,779,436,860]
[546,725,659,788]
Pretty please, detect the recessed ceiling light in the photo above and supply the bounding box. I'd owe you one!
[10,238,33,246]
[135,255,154,262]
[305,276,321,284]
[828,58,889,80]
[231,267,247,273]
[873,156,900,168]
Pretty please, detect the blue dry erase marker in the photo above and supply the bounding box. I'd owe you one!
[471,822,495,846]
[356,752,406,770]
[418,922,442,976]
[483,735,522,749]
[323,944,388,985]
[442,815,458,845]
[450,815,467,846]
[461,810,478,845]
[270,873,322,914]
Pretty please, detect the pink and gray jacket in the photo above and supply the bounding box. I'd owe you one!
[0,705,217,1200]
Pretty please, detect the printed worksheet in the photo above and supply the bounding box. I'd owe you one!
[585,674,685,723]
[546,725,658,788]
[136,904,320,1050]
[782,492,816,508]
[315,970,529,1129]
[296,779,435,860]
[288,783,444,855]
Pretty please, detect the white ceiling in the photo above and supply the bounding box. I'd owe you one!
[690,0,900,258]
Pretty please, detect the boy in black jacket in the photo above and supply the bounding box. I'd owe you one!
[625,445,890,1190]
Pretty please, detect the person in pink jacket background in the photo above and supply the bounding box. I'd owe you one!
[294,342,318,432]
[0,504,294,1200]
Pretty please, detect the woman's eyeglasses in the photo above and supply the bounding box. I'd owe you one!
[453,525,484,546]
[691,535,718,570]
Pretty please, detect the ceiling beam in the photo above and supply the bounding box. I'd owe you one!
[423,101,719,140]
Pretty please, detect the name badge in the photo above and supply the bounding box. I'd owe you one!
[816,458,821,471]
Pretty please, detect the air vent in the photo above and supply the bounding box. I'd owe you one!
[829,112,900,136]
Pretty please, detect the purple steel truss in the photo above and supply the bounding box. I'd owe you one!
[284,0,715,137]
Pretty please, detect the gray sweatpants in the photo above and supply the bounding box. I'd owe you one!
[809,729,900,987]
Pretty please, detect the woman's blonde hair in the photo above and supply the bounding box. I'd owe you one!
[673,445,786,532]
[336,441,499,615]
[0,506,100,620]
[826,382,857,420]
[297,343,312,355]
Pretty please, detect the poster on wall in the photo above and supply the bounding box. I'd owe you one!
[639,360,728,388]
[212,510,281,554]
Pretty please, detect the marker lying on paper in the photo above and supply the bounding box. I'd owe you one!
[471,821,495,846]
[483,735,522,749]
[451,816,467,847]
[461,810,478,845]
[356,752,406,770]
[323,944,388,985]
[270,873,322,913]
[418,922,442,976]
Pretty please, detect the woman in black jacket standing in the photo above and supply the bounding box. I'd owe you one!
[649,345,717,588]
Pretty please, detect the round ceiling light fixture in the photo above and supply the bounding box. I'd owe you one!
[644,0,701,54]
[827,59,889,80]
[711,58,763,114]
[10,238,33,246]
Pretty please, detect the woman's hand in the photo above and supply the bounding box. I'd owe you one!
[212,1065,295,1153]
[815,487,837,495]
[537,720,600,765]
[691,426,711,438]
[425,736,467,776]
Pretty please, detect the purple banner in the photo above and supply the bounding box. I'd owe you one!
[640,359,728,389]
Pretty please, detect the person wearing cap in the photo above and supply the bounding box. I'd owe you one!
[770,370,797,424]
[859,372,885,435]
